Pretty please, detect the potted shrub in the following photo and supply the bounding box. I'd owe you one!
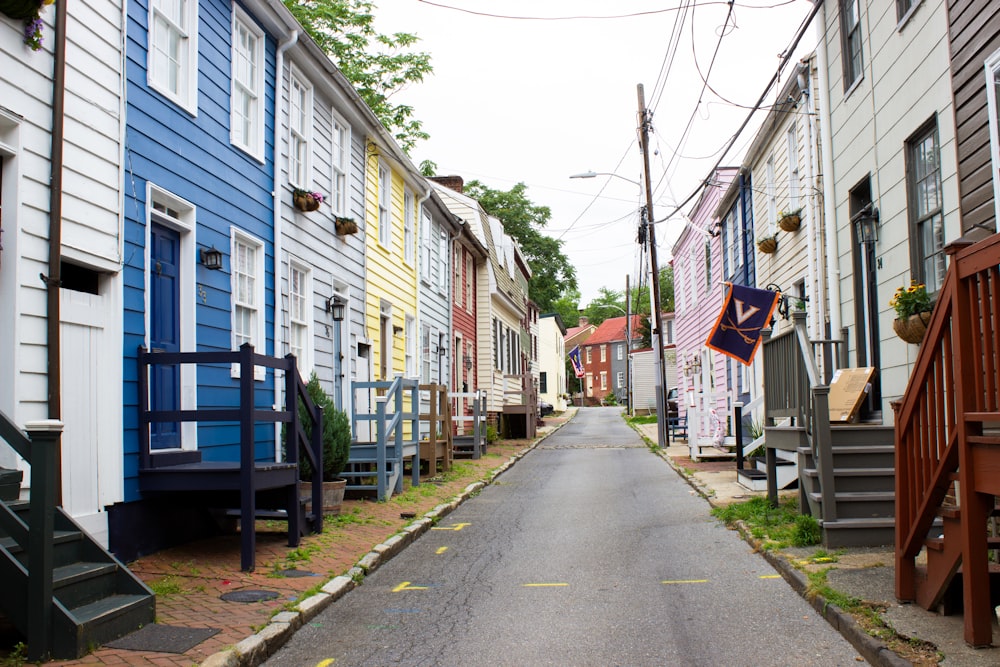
[778,207,803,232]
[292,188,324,212]
[295,373,351,514]
[757,234,777,254]
[890,281,934,344]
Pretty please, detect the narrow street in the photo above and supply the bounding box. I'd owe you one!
[265,407,866,666]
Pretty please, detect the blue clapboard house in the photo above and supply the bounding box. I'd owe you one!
[111,0,322,571]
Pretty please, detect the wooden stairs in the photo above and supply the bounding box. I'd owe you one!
[0,500,155,659]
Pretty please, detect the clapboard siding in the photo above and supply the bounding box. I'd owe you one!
[948,0,1000,233]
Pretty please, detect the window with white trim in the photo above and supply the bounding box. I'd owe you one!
[331,112,350,216]
[787,124,799,210]
[465,253,474,312]
[405,314,417,377]
[420,323,431,383]
[149,0,198,112]
[437,229,448,294]
[600,345,606,363]
[987,50,1000,224]
[231,230,265,380]
[420,209,432,282]
[378,161,391,248]
[906,120,946,294]
[600,371,607,391]
[616,371,624,389]
[289,71,312,188]
[288,263,312,374]
[585,347,592,364]
[454,248,463,309]
[231,9,264,159]
[616,345,623,361]
[404,189,415,265]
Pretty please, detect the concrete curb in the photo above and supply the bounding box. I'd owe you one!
[199,413,572,666]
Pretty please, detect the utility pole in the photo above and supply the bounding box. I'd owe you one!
[625,274,632,416]
[637,83,670,448]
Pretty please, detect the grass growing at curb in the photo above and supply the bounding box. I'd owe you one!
[711,496,821,550]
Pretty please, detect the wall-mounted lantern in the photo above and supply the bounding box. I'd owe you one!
[852,203,880,246]
[200,246,223,270]
[325,295,346,321]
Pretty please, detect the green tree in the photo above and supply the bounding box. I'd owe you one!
[582,288,627,327]
[549,289,582,328]
[463,180,578,312]
[283,0,433,153]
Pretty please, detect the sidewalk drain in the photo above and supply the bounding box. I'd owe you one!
[220,589,280,603]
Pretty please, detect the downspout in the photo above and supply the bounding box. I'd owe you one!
[816,1,842,336]
[42,0,68,502]
[800,61,821,341]
[46,0,68,422]
[272,27,297,459]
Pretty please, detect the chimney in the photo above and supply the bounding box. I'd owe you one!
[579,316,589,326]
[429,175,464,193]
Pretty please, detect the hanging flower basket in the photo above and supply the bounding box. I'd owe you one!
[757,236,777,254]
[778,210,802,232]
[334,217,358,235]
[1,0,42,20]
[892,311,931,344]
[292,188,323,212]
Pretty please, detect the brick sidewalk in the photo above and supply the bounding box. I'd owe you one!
[39,418,575,667]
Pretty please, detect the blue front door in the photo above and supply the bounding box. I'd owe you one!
[150,224,180,449]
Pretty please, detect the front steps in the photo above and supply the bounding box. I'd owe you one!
[0,501,155,658]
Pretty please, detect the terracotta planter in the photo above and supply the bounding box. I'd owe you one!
[778,213,801,232]
[1,0,41,20]
[293,193,321,212]
[335,218,358,235]
[300,478,346,515]
[757,237,777,254]
[892,311,931,344]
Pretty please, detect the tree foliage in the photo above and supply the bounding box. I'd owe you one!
[462,180,578,313]
[283,0,433,153]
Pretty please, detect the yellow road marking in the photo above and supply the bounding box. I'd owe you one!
[760,574,782,579]
[522,583,569,587]
[436,547,448,554]
[431,522,471,531]
[661,579,709,584]
[392,582,429,592]
[316,660,334,667]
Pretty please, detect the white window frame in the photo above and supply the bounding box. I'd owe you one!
[231,228,266,380]
[288,69,313,190]
[465,253,474,313]
[986,49,1000,225]
[420,209,432,283]
[231,8,264,160]
[454,248,463,309]
[404,189,415,265]
[787,124,799,210]
[405,314,417,377]
[148,0,199,113]
[600,345,606,363]
[437,228,448,294]
[616,345,623,361]
[288,261,312,376]
[616,371,624,389]
[420,323,432,383]
[600,371,608,391]
[331,110,351,217]
[378,160,391,248]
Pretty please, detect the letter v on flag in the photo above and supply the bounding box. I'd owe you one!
[705,283,780,365]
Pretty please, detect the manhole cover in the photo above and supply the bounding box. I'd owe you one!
[220,589,280,603]
[279,569,318,578]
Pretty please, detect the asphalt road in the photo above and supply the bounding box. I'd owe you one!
[265,407,867,666]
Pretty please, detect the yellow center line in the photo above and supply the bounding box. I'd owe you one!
[760,574,782,579]
[316,660,335,667]
[522,583,569,587]
[661,579,709,584]
[430,522,471,531]
[436,547,448,554]
[392,582,429,592]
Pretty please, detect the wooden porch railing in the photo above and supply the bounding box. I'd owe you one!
[137,343,323,571]
[893,232,1000,647]
[0,413,62,661]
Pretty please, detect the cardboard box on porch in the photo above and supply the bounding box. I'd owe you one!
[828,367,875,423]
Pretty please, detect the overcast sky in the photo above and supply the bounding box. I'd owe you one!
[373,0,818,305]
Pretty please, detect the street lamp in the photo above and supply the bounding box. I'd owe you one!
[569,171,641,186]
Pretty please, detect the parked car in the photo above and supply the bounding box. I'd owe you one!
[539,401,554,417]
[667,387,679,419]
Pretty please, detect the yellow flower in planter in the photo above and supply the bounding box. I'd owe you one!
[889,281,933,319]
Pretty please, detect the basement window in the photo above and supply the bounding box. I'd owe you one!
[60,261,99,295]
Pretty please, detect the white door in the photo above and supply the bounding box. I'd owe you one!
[354,341,372,441]
[60,286,122,546]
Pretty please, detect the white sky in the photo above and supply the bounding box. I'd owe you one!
[373,0,818,305]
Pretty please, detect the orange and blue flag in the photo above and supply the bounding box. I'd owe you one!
[705,283,780,365]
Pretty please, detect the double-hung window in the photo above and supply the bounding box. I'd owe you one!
[232,230,265,379]
[149,0,198,112]
[289,71,312,188]
[454,249,463,308]
[987,50,1000,224]
[231,9,264,159]
[907,120,945,294]
[437,230,448,294]
[289,263,311,374]
[787,124,799,210]
[378,161,391,248]
[420,324,432,383]
[840,0,863,91]
[331,113,350,216]
[405,315,417,377]
[465,254,474,312]
[420,209,432,282]
[404,190,415,265]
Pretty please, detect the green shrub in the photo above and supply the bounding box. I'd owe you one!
[294,372,351,481]
[485,423,499,444]
[792,514,821,547]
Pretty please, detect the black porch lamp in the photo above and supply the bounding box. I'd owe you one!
[325,295,346,321]
[200,246,223,270]
[853,204,879,245]
[463,355,473,371]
